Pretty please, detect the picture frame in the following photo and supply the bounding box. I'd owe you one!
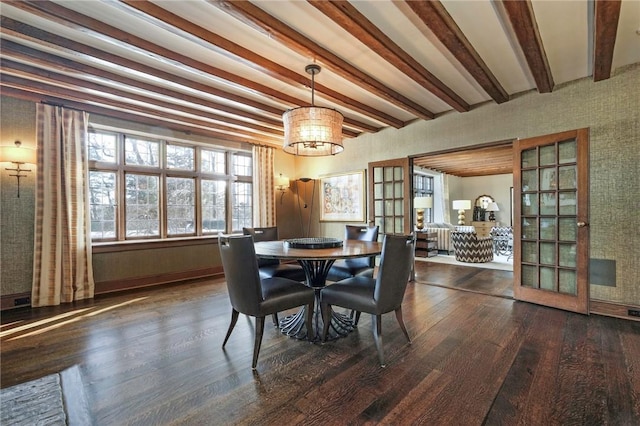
[319,170,366,222]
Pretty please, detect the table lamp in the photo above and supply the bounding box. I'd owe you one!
[486,202,499,221]
[414,196,432,230]
[452,199,471,225]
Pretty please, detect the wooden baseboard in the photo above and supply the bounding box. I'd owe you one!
[1,292,32,311]
[591,299,640,321]
[95,267,224,294]
[0,267,224,311]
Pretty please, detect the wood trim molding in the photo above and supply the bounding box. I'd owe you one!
[1,292,32,311]
[591,299,640,322]
[95,267,224,295]
[1,268,224,311]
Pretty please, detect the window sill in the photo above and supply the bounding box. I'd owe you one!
[92,235,222,253]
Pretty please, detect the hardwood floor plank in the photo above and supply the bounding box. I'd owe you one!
[1,270,638,425]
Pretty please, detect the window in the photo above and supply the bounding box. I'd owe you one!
[88,129,252,241]
[413,173,434,224]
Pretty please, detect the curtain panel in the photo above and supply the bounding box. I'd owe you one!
[32,104,94,307]
[251,145,276,227]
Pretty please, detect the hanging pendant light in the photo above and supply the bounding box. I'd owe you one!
[283,64,344,156]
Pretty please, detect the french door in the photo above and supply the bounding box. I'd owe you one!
[368,158,411,235]
[513,128,590,314]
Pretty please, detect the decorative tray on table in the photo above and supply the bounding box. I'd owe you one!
[284,237,343,249]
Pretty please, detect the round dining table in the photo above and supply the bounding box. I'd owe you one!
[253,238,382,341]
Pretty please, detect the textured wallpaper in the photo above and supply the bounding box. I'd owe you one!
[308,64,639,306]
[1,64,639,306]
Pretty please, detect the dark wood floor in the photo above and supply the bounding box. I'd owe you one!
[2,262,639,425]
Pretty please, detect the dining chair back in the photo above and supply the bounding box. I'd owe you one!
[243,227,306,281]
[320,233,415,367]
[218,234,315,369]
[326,224,379,282]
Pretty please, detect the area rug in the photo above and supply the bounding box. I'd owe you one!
[416,253,513,271]
[0,365,91,426]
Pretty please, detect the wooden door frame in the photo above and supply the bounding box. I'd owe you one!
[368,158,412,234]
[513,128,590,314]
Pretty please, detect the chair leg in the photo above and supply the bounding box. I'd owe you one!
[272,313,279,328]
[372,314,385,367]
[305,302,314,341]
[395,306,411,344]
[321,303,332,342]
[354,311,361,326]
[252,316,265,370]
[222,309,239,347]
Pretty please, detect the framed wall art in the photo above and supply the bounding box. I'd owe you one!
[319,170,366,222]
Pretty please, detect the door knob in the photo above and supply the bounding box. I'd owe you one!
[577,222,588,227]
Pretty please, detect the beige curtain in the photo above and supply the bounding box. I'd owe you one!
[251,145,276,227]
[440,173,451,224]
[32,104,94,307]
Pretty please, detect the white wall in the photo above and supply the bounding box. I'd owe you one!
[461,174,513,226]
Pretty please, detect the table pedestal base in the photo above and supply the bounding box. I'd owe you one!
[280,305,355,342]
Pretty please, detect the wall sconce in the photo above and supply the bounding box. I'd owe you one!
[275,173,289,204]
[452,199,471,225]
[413,196,433,231]
[0,140,37,198]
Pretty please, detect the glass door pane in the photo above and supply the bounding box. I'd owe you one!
[369,159,410,235]
[514,129,589,314]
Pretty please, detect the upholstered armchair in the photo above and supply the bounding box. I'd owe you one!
[450,231,493,263]
[490,226,513,258]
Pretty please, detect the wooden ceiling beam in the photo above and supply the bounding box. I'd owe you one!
[593,0,622,82]
[1,59,286,138]
[0,40,284,129]
[0,73,285,144]
[500,0,554,93]
[185,0,437,121]
[5,1,387,131]
[308,0,469,113]
[403,0,509,104]
[115,0,406,128]
[0,85,279,146]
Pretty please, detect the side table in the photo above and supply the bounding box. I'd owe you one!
[415,231,438,257]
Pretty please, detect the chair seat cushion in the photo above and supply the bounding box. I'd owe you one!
[259,277,315,315]
[320,276,380,314]
[326,259,374,282]
[258,263,306,282]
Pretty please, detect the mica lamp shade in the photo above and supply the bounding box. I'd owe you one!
[0,141,36,164]
[282,106,344,156]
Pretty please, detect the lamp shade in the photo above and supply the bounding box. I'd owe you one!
[282,106,344,156]
[0,141,36,164]
[414,196,432,209]
[452,199,471,210]
[275,174,289,190]
[486,202,499,212]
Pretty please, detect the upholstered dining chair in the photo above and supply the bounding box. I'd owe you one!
[243,227,307,327]
[320,234,415,367]
[326,224,379,282]
[218,234,315,370]
[243,227,306,281]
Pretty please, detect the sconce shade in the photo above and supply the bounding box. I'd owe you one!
[0,141,36,164]
[283,64,343,157]
[452,199,471,211]
[414,196,433,209]
[275,174,290,190]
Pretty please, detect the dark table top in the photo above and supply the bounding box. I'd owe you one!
[254,239,382,261]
